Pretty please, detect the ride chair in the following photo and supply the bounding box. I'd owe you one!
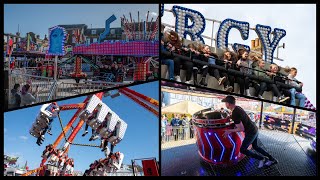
[108,119,127,146]
[99,112,119,139]
[79,95,102,121]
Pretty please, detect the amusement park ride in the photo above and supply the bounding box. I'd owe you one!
[22,87,159,176]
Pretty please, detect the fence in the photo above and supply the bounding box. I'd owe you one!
[7,72,129,109]
[162,124,195,143]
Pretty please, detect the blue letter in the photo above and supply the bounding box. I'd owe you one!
[216,18,250,51]
[172,5,206,44]
[255,24,286,63]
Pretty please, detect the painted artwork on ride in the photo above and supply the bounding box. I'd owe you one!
[160,81,316,176]
[4,82,159,176]
[160,4,316,110]
[4,4,159,111]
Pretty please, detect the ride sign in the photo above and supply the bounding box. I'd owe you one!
[162,5,286,63]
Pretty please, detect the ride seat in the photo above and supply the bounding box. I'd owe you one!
[110,153,124,170]
[108,119,127,145]
[79,95,102,121]
[40,103,58,119]
[99,112,119,139]
[36,115,50,129]
[88,103,111,130]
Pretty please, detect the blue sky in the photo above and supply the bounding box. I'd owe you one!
[4,81,159,172]
[4,4,159,38]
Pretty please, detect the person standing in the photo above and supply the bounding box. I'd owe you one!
[221,95,278,168]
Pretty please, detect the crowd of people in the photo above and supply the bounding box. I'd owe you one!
[161,114,194,143]
[10,80,39,108]
[161,25,307,107]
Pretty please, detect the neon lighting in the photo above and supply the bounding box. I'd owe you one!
[228,134,236,160]
[214,133,225,162]
[204,132,214,160]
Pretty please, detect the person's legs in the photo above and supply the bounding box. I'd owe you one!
[269,84,281,97]
[183,61,194,81]
[193,66,199,85]
[172,57,181,77]
[251,133,275,161]
[236,77,245,95]
[199,66,208,86]
[228,74,235,91]
[289,88,297,106]
[295,92,306,107]
[240,133,264,161]
[82,124,89,136]
[163,59,174,80]
[258,82,267,97]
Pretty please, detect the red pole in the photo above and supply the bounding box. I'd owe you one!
[121,87,159,107]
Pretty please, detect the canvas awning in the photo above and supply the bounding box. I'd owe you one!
[162,100,206,115]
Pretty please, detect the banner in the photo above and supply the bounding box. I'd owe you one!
[141,159,159,176]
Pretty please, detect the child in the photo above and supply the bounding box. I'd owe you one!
[254,61,289,102]
[161,25,174,80]
[287,67,306,107]
[200,45,227,86]
[235,49,252,96]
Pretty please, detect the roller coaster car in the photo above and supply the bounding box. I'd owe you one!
[99,113,119,139]
[109,152,124,170]
[79,95,102,121]
[108,119,127,145]
[88,103,111,130]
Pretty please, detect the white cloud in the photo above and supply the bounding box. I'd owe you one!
[19,136,28,141]
[148,12,158,18]
[162,4,316,106]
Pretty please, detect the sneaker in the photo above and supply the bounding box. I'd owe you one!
[265,158,278,166]
[246,89,253,97]
[185,80,193,84]
[278,96,290,103]
[218,77,226,86]
[272,96,277,102]
[47,131,52,136]
[258,95,264,99]
[89,136,93,141]
[40,135,45,140]
[175,76,181,82]
[224,86,233,92]
[82,131,88,137]
[258,158,266,168]
[92,135,99,141]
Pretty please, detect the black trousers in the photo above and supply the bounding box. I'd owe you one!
[173,57,193,81]
[236,76,250,95]
[254,82,281,97]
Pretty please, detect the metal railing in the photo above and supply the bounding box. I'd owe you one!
[162,124,195,143]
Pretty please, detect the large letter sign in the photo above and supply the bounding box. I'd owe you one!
[48,26,67,56]
[216,18,250,51]
[255,24,286,63]
[172,5,206,44]
[98,14,117,43]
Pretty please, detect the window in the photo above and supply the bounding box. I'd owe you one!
[93,38,97,43]
[110,29,115,34]
[91,30,96,35]
[86,39,91,45]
